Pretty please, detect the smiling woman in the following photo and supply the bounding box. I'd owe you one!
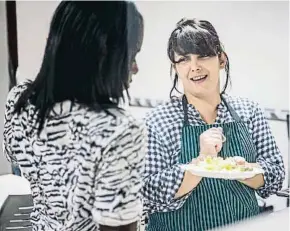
[142,18,285,231]
[168,18,231,99]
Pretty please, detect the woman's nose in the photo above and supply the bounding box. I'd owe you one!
[190,59,201,72]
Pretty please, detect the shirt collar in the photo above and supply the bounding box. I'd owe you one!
[171,94,230,124]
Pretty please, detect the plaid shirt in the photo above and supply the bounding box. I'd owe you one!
[142,94,285,215]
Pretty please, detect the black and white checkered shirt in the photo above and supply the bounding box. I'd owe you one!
[142,94,285,214]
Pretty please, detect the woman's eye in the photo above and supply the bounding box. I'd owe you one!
[177,57,189,63]
[198,55,210,59]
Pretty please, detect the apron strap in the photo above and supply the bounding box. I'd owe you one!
[220,94,242,122]
[182,95,189,125]
[182,94,242,124]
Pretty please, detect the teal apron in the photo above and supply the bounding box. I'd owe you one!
[147,95,260,231]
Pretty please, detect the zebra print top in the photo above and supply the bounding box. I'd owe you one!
[3,82,146,231]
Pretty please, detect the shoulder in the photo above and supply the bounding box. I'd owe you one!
[88,107,146,141]
[87,108,146,165]
[6,81,30,106]
[4,81,31,117]
[223,94,261,120]
[144,98,183,130]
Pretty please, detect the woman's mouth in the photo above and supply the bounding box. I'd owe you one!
[190,75,208,83]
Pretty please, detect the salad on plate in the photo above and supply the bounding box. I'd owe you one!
[181,156,264,180]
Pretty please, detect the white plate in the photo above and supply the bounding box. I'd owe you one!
[180,165,264,180]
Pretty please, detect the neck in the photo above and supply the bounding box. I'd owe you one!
[185,92,221,124]
[186,92,221,110]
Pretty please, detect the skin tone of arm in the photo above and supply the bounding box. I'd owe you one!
[239,174,265,189]
[175,170,202,198]
[100,222,137,231]
[238,163,265,189]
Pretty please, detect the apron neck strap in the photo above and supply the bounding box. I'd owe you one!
[182,94,242,125]
[182,95,189,125]
[220,94,242,122]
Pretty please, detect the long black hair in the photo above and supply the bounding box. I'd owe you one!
[14,1,143,134]
[167,18,231,98]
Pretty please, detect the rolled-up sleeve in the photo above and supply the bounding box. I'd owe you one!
[142,122,189,213]
[251,103,285,198]
[91,120,146,226]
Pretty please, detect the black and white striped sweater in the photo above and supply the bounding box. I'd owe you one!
[3,82,146,231]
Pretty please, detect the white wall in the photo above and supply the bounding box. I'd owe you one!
[16,1,289,111]
[17,1,289,112]
[14,1,289,210]
[16,1,58,82]
[0,1,11,175]
[131,1,289,111]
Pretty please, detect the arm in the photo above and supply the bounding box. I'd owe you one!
[142,123,199,211]
[240,104,285,197]
[91,119,146,228]
[99,223,137,231]
[239,173,264,190]
[175,170,202,198]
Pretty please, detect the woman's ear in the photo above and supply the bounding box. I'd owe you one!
[219,52,227,69]
[170,63,177,75]
[172,62,176,70]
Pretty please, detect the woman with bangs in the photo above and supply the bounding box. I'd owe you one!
[142,18,285,231]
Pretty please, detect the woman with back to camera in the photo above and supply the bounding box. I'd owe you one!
[3,1,145,231]
[142,18,285,231]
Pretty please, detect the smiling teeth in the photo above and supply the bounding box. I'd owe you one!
[192,75,206,80]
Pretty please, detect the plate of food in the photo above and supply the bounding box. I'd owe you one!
[180,156,264,180]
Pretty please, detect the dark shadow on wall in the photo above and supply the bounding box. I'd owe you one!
[6,0,18,90]
[6,0,20,176]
